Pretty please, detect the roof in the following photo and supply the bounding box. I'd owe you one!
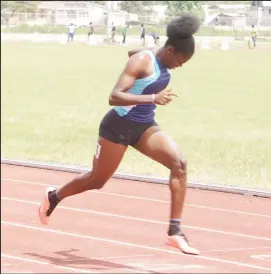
[220,12,248,17]
[38,1,107,10]
[204,13,219,24]
[38,1,65,10]
[204,12,248,24]
[208,4,250,9]
[38,1,127,13]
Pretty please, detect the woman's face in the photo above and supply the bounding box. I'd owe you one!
[162,46,193,70]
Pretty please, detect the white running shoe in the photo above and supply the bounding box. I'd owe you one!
[165,233,200,255]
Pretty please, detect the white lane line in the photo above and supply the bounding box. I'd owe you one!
[126,262,204,272]
[251,254,271,261]
[202,247,271,253]
[1,253,95,273]
[65,253,155,262]
[2,177,270,218]
[2,196,271,242]
[2,221,271,272]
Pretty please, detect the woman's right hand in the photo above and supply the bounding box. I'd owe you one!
[154,89,178,105]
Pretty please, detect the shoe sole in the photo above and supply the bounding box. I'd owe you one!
[38,186,55,225]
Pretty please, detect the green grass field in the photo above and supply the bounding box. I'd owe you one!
[1,41,271,191]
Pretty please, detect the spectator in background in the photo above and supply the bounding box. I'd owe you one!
[140,23,145,46]
[111,22,116,43]
[121,23,127,45]
[151,31,160,46]
[88,21,94,41]
[67,23,76,43]
[249,24,258,49]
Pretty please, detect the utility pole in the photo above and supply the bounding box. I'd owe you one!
[256,1,263,28]
[106,1,113,41]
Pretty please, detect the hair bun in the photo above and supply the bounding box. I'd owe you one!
[167,14,200,39]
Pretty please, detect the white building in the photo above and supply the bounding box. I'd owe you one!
[204,2,271,28]
[150,5,167,21]
[37,1,128,26]
[247,1,271,26]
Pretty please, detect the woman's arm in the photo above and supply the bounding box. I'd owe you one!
[109,52,155,106]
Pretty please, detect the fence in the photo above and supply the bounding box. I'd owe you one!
[1,11,271,38]
[1,12,131,28]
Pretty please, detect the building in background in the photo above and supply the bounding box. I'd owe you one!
[247,1,271,26]
[204,1,271,29]
[36,1,128,26]
[204,3,250,28]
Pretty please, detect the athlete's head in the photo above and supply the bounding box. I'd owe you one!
[161,14,200,69]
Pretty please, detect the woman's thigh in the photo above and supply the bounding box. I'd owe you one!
[91,136,127,182]
[133,126,185,170]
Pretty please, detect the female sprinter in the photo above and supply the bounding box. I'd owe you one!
[39,14,200,255]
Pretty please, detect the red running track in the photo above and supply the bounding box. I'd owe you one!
[1,164,271,273]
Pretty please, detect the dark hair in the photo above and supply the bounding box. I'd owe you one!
[165,14,200,55]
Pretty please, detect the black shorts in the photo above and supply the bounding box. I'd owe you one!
[99,109,158,146]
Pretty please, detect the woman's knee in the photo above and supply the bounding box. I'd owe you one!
[170,156,187,180]
[88,173,108,189]
[81,172,108,190]
[92,180,107,190]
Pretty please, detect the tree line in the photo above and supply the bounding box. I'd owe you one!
[1,1,258,21]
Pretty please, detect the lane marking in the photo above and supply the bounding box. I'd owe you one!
[2,177,270,218]
[202,247,271,253]
[3,196,271,241]
[127,262,204,271]
[2,196,271,242]
[64,253,155,262]
[4,271,34,273]
[1,253,95,273]
[2,221,271,272]
[251,254,271,262]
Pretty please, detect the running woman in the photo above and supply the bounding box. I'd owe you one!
[39,14,200,255]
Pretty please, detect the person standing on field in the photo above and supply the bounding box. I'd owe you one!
[121,23,127,45]
[67,23,76,43]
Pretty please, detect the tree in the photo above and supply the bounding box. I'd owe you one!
[251,1,263,7]
[164,1,204,17]
[1,1,39,12]
[92,1,105,6]
[1,1,39,26]
[119,1,146,14]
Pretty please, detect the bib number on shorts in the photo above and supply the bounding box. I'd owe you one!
[95,143,101,159]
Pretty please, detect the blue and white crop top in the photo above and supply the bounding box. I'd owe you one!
[114,50,171,123]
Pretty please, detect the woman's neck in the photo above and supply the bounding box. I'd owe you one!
[155,47,168,67]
